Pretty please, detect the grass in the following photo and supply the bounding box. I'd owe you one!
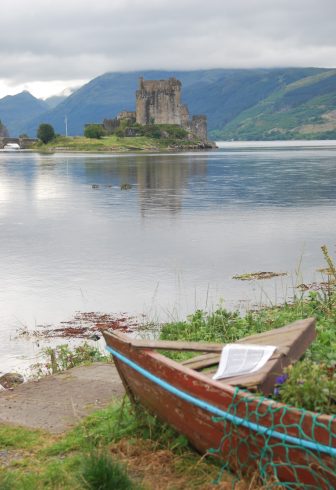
[0,399,232,489]
[31,343,109,377]
[160,294,336,412]
[0,425,45,450]
[33,135,203,153]
[160,247,336,413]
[214,71,336,140]
[2,248,336,486]
[79,451,137,490]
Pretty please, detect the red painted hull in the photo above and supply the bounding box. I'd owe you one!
[103,332,336,487]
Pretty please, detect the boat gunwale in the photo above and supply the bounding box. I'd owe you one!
[103,328,336,426]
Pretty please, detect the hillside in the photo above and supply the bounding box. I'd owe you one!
[214,69,336,140]
[19,68,325,138]
[0,91,48,136]
[4,68,336,139]
[44,94,68,109]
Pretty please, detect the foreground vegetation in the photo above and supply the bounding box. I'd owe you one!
[2,247,336,487]
[0,400,231,489]
[161,248,336,414]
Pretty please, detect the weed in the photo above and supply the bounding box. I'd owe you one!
[160,247,336,412]
[278,360,336,413]
[79,451,139,490]
[31,342,108,377]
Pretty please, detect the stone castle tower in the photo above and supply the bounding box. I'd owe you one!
[136,77,182,125]
[135,77,207,141]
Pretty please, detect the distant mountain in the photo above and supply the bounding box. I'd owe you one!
[0,91,48,136]
[44,95,68,109]
[8,68,336,139]
[214,69,336,140]
[20,68,325,138]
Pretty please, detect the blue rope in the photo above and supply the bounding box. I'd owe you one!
[106,345,336,457]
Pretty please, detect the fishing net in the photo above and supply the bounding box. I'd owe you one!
[208,388,336,489]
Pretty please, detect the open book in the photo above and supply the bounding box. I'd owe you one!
[212,343,276,380]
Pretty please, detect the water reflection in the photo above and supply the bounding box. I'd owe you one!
[79,150,336,212]
[1,145,336,371]
[2,149,336,214]
[135,156,207,216]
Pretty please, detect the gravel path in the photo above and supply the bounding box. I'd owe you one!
[0,363,124,433]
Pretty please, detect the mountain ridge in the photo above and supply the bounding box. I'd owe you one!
[2,68,336,139]
[0,91,48,136]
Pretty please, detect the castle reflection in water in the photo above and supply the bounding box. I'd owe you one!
[83,154,208,216]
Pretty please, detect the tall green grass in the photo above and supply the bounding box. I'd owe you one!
[80,451,138,490]
[160,247,336,413]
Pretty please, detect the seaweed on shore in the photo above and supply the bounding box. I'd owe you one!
[232,271,287,281]
[16,311,139,340]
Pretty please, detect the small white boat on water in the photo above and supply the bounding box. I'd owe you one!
[3,143,20,151]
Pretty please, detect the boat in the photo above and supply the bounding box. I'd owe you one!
[3,142,20,151]
[103,318,336,488]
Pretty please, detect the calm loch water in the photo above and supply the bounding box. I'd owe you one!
[1,141,336,371]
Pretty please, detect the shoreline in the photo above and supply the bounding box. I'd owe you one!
[26,134,217,154]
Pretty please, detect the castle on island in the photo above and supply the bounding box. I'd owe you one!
[103,77,208,142]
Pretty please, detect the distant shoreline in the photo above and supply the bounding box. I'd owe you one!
[29,134,216,153]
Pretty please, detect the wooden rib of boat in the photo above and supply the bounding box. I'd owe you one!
[103,318,336,488]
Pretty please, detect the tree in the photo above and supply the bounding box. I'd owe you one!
[37,123,55,144]
[84,124,105,139]
[0,119,9,137]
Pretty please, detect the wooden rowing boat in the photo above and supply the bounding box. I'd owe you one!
[103,318,336,487]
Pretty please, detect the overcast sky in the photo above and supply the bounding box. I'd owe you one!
[0,0,336,99]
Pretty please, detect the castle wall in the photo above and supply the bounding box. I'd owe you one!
[191,115,207,141]
[180,104,190,128]
[117,111,136,121]
[102,118,119,134]
[136,77,182,125]
[133,76,209,141]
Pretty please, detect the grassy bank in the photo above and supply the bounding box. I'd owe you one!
[160,278,336,414]
[2,249,336,487]
[2,279,335,488]
[33,135,207,153]
[0,400,232,490]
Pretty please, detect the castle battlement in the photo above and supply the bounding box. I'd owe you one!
[138,77,181,93]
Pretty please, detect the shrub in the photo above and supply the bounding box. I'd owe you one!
[278,360,336,413]
[30,342,108,377]
[84,124,105,139]
[0,119,9,137]
[37,123,55,144]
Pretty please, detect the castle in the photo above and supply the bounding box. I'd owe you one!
[102,77,208,141]
[135,77,207,141]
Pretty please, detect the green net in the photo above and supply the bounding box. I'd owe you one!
[208,388,336,488]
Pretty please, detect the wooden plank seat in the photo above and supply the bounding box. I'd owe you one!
[181,319,316,393]
[106,318,316,394]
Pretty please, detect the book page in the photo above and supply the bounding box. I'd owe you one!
[212,344,276,381]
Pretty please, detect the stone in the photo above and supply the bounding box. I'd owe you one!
[0,373,24,389]
[135,77,208,141]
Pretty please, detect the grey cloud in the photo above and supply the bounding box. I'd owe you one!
[0,0,336,86]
